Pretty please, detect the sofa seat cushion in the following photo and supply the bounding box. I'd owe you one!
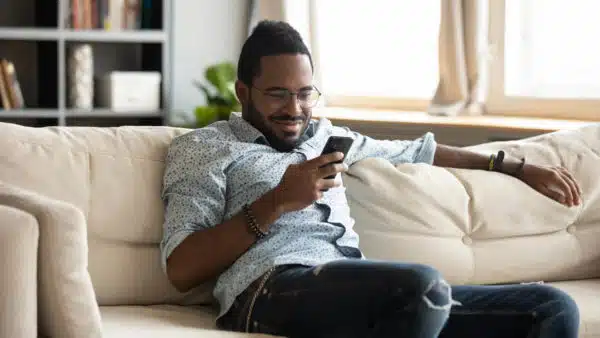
[549,279,600,338]
[98,281,598,338]
[100,305,278,337]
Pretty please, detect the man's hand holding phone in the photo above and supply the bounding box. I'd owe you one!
[272,152,347,213]
[272,136,354,213]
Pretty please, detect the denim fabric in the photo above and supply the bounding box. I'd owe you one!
[217,260,452,338]
[440,283,580,338]
[217,261,579,338]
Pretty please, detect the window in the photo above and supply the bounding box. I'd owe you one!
[489,0,600,119]
[313,1,440,110]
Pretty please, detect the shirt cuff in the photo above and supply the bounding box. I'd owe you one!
[413,132,437,165]
[160,229,195,274]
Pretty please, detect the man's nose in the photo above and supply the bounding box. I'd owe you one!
[284,94,302,114]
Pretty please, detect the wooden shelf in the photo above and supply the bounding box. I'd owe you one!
[0,109,60,118]
[0,28,59,41]
[0,0,171,127]
[62,30,166,43]
[0,29,166,43]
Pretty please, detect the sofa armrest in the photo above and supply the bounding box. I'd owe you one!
[0,205,38,338]
[0,182,102,338]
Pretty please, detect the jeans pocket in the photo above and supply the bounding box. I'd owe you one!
[250,320,281,335]
[219,294,257,333]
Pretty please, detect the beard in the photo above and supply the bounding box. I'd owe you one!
[243,98,310,152]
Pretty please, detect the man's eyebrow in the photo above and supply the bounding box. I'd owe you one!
[263,86,289,91]
[263,86,314,92]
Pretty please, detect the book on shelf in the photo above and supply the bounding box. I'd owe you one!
[70,0,155,31]
[0,59,25,110]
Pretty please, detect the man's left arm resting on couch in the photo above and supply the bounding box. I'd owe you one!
[432,144,582,207]
[433,144,495,171]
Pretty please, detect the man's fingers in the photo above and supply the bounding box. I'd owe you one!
[549,170,574,205]
[539,185,567,205]
[560,167,582,197]
[306,152,344,169]
[557,169,581,205]
[317,162,348,179]
[318,177,342,191]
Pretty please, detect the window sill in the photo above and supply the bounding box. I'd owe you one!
[312,107,593,133]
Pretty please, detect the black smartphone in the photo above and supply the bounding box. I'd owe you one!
[320,136,354,179]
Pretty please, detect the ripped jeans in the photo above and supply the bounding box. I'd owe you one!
[216,260,579,338]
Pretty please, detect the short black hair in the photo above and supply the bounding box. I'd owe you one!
[237,20,313,86]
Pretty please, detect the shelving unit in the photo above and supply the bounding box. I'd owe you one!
[0,0,172,127]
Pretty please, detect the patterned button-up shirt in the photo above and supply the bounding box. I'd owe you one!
[160,112,437,318]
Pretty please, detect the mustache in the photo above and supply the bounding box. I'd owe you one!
[271,115,306,122]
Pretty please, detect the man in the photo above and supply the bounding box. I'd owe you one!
[160,20,581,338]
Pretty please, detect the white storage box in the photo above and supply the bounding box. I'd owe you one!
[96,71,161,112]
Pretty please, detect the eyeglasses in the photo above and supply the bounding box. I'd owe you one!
[251,85,322,109]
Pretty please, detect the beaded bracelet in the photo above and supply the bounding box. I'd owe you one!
[242,204,267,240]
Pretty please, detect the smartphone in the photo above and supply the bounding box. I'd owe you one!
[320,136,354,179]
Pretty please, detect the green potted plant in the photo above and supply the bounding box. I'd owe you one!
[178,62,241,128]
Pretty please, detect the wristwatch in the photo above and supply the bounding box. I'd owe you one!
[489,150,526,178]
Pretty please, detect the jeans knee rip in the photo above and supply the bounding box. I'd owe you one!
[423,279,461,310]
[313,264,325,276]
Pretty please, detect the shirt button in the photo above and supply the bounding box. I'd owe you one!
[567,225,576,234]
[462,236,473,245]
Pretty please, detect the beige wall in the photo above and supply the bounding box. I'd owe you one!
[171,0,249,122]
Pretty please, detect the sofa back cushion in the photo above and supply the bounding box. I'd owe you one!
[344,123,600,285]
[0,123,213,306]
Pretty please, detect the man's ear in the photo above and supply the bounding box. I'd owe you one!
[235,80,249,106]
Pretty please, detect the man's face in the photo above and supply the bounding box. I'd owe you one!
[237,54,316,152]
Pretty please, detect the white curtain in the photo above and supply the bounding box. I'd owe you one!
[428,0,491,116]
[247,0,313,49]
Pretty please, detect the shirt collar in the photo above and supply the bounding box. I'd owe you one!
[229,112,266,144]
[229,112,316,147]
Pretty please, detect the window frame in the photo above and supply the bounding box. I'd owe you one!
[487,0,600,121]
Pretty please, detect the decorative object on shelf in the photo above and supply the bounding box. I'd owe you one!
[176,62,241,128]
[68,44,94,110]
[0,59,25,110]
[97,71,161,112]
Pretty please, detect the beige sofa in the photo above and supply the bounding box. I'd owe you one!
[0,120,599,338]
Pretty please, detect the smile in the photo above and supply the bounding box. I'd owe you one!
[273,120,303,133]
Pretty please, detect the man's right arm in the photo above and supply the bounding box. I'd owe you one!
[160,135,346,292]
[165,189,283,292]
[159,134,283,292]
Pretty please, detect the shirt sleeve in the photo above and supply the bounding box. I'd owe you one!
[159,132,228,273]
[333,126,438,166]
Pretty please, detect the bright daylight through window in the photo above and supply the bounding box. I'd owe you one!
[314,1,440,102]
[505,0,600,99]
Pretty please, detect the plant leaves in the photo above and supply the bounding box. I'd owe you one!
[224,82,238,103]
[194,106,220,128]
[192,62,240,128]
[209,96,229,106]
[193,80,213,101]
[205,62,236,96]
